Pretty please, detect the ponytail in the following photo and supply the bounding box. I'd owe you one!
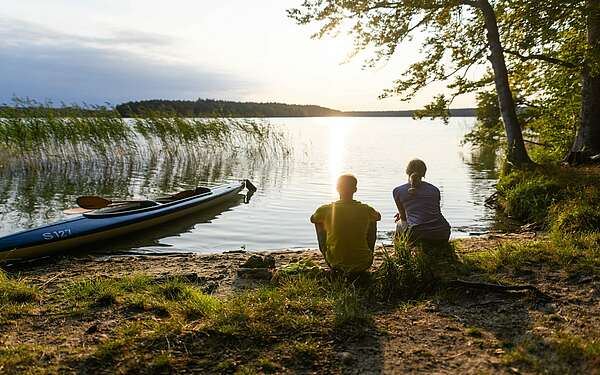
[406,158,427,195]
[408,172,422,194]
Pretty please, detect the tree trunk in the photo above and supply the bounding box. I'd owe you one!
[567,0,600,164]
[476,0,533,167]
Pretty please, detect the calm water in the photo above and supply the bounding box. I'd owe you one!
[0,117,498,254]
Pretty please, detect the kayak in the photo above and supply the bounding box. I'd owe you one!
[0,180,254,261]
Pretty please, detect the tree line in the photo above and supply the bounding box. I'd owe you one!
[115,99,477,118]
[289,0,600,166]
[116,99,343,118]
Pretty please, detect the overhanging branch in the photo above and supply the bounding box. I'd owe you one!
[504,49,579,69]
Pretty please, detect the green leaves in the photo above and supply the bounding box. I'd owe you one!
[288,1,490,109]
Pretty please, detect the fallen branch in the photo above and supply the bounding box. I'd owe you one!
[448,279,553,301]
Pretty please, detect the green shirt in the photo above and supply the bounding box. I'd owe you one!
[310,200,381,272]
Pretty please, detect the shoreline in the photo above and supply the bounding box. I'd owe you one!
[3,232,536,297]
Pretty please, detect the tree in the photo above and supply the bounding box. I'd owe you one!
[497,0,600,164]
[289,0,532,166]
[570,0,600,162]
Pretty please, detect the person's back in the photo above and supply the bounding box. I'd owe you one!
[311,174,381,273]
[393,159,450,242]
[393,181,445,227]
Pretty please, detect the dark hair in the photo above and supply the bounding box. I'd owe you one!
[337,174,357,191]
[406,159,427,194]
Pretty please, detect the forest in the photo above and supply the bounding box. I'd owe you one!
[115,98,477,118]
[116,99,343,117]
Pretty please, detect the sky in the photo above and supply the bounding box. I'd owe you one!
[1,0,478,111]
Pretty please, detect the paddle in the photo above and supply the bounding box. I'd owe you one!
[63,207,94,215]
[76,187,206,209]
[76,196,144,210]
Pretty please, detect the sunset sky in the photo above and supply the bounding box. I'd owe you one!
[1,0,478,110]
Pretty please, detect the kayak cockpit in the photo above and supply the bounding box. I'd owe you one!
[83,187,214,218]
[87,200,161,215]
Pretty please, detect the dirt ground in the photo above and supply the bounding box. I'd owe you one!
[2,232,599,374]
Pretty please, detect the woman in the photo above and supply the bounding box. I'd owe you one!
[392,159,450,243]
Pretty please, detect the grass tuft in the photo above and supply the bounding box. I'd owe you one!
[372,235,437,301]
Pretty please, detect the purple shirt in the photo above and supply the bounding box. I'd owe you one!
[393,181,450,240]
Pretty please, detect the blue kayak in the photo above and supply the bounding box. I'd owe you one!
[0,180,254,261]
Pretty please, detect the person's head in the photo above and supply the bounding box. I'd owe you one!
[406,159,427,194]
[336,174,357,200]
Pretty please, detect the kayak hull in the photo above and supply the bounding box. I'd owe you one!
[0,182,245,261]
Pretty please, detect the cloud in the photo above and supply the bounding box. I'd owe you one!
[0,18,251,105]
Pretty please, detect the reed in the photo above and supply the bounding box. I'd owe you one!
[0,98,289,169]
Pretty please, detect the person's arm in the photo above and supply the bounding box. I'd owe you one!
[393,190,407,223]
[310,209,326,235]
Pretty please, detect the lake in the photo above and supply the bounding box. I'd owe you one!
[0,117,499,254]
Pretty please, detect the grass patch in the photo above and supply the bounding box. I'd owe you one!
[461,233,600,277]
[0,270,40,323]
[373,235,459,301]
[498,166,600,232]
[0,345,48,374]
[63,274,224,321]
[506,332,600,374]
[58,271,374,373]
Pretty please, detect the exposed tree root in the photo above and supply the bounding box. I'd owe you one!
[448,279,553,301]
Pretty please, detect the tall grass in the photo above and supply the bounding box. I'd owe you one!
[373,239,434,301]
[0,98,289,169]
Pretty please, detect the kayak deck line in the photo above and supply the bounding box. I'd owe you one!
[0,181,253,261]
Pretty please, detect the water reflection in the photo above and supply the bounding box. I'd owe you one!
[0,150,285,236]
[457,146,500,234]
[327,119,350,196]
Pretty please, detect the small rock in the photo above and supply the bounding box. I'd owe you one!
[241,255,276,269]
[237,268,272,280]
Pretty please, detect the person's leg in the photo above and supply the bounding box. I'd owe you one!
[314,224,332,268]
[367,222,377,251]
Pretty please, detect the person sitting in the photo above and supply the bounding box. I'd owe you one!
[310,174,381,273]
[393,159,451,243]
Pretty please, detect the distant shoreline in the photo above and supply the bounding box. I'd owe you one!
[115,98,476,118]
[2,98,476,118]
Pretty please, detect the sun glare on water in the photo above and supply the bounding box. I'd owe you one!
[326,117,354,196]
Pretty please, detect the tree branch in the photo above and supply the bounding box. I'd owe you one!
[504,49,579,69]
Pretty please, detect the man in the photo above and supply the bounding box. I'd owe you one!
[310,174,381,273]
